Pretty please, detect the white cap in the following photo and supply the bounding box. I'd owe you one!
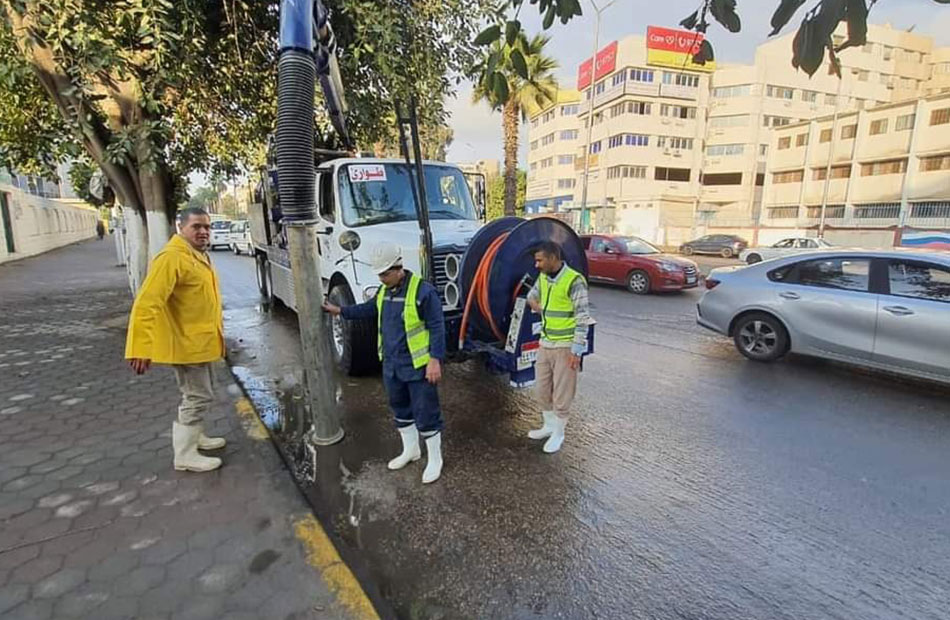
[370,242,403,275]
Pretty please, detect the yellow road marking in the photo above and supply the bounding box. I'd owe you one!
[294,515,381,619]
[234,397,269,441]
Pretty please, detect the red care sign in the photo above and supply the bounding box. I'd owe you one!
[577,40,618,90]
[646,26,704,55]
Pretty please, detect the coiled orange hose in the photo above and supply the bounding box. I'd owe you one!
[458,232,509,348]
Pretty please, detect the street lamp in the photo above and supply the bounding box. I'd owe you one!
[578,0,618,234]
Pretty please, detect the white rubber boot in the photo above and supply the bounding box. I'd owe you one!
[388,426,421,470]
[198,430,226,451]
[422,433,443,484]
[542,415,567,454]
[173,422,222,472]
[527,411,556,440]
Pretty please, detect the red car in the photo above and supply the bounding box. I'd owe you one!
[581,234,700,294]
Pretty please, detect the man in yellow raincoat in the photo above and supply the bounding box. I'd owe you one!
[125,207,226,473]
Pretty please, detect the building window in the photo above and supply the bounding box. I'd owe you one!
[773,170,804,184]
[883,46,893,61]
[801,90,818,103]
[863,42,875,54]
[543,111,555,123]
[869,119,889,135]
[608,135,623,148]
[860,159,907,176]
[819,128,833,143]
[854,203,900,219]
[560,104,579,116]
[930,108,950,125]
[531,119,539,129]
[607,165,647,180]
[529,140,538,151]
[529,163,537,172]
[766,85,794,100]
[759,144,769,156]
[610,133,649,148]
[589,141,602,154]
[541,133,556,146]
[654,167,691,182]
[712,84,751,98]
[660,104,697,119]
[708,115,749,128]
[920,154,950,171]
[910,201,950,218]
[609,102,624,117]
[767,206,800,219]
[540,157,553,169]
[657,136,693,150]
[806,205,846,219]
[560,129,578,140]
[841,124,858,139]
[701,172,743,186]
[778,136,792,150]
[629,68,654,83]
[825,94,837,106]
[557,155,574,165]
[556,178,576,189]
[594,81,606,95]
[796,133,808,147]
[763,115,792,128]
[813,165,851,180]
[706,144,745,156]
[896,114,916,131]
[628,101,651,115]
[611,72,626,87]
[663,72,699,87]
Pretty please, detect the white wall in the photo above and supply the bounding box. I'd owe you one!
[0,183,99,264]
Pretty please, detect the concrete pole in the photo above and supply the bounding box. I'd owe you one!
[819,73,846,238]
[578,0,616,234]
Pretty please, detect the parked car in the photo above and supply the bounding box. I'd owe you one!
[229,220,252,255]
[740,237,834,265]
[582,234,700,294]
[209,220,232,250]
[680,234,748,258]
[697,249,950,384]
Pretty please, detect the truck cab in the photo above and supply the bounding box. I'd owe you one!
[250,158,483,375]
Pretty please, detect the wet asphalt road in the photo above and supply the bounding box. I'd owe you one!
[213,249,950,620]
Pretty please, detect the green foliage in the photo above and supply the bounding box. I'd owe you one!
[187,185,218,212]
[486,169,525,221]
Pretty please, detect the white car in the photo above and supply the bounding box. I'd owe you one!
[740,237,833,265]
[228,220,252,255]
[209,220,232,250]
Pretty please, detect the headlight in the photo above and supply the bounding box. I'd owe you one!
[443,282,460,309]
[659,262,681,272]
[363,285,379,301]
[444,253,461,281]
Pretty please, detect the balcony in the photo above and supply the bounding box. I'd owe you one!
[659,83,698,100]
[624,81,660,98]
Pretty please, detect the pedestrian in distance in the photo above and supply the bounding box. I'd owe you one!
[125,207,227,473]
[526,241,593,453]
[322,243,446,484]
[96,219,105,240]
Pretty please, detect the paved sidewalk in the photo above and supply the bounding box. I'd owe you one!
[0,240,370,620]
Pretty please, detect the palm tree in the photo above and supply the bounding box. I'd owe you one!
[473,33,558,216]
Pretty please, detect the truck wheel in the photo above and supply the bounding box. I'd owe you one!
[256,253,272,302]
[328,284,380,376]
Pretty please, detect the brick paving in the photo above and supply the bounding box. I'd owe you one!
[0,240,348,620]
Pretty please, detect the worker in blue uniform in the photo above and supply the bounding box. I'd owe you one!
[321,243,446,484]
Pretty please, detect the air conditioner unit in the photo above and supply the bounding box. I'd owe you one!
[663,148,672,155]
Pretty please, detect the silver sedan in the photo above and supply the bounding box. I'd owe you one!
[697,249,950,385]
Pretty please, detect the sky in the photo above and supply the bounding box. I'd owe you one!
[445,0,950,167]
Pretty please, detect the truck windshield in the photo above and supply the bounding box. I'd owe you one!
[337,163,477,227]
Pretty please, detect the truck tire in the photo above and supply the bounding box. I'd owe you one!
[256,253,273,303]
[328,284,379,376]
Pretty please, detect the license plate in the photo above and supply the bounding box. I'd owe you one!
[686,275,697,284]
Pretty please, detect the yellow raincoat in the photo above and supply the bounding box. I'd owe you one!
[125,234,225,364]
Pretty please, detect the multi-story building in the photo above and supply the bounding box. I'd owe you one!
[523,23,950,246]
[525,89,582,214]
[703,24,941,232]
[762,92,950,247]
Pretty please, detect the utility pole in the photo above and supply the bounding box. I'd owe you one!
[578,0,617,234]
[277,0,343,445]
[818,70,847,239]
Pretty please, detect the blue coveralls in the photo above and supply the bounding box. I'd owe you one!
[341,271,446,437]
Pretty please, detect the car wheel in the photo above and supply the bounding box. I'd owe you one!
[720,247,734,258]
[255,253,273,302]
[733,313,789,362]
[746,253,762,265]
[682,245,694,256]
[327,284,380,376]
[626,269,650,295]
[232,244,240,255]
